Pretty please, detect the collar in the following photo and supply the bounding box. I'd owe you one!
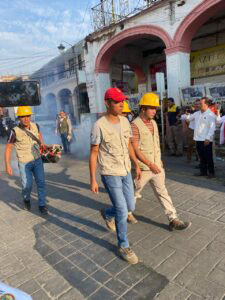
[19,123,31,130]
[140,116,153,124]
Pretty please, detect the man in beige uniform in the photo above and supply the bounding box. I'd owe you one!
[90,87,141,264]
[5,106,48,214]
[131,93,191,230]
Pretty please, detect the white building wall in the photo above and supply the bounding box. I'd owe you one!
[85,0,204,112]
[166,52,191,104]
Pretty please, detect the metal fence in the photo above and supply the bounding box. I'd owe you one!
[91,0,162,31]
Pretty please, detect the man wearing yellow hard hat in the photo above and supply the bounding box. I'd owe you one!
[4,106,48,214]
[121,100,138,224]
[131,93,191,231]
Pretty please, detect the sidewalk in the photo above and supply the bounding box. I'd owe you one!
[0,141,225,300]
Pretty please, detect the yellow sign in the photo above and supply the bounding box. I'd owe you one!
[191,44,225,78]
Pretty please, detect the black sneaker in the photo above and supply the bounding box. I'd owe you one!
[39,206,48,215]
[24,201,31,211]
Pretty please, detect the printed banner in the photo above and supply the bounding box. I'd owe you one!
[191,44,225,78]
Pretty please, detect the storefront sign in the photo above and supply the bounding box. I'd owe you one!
[191,44,225,78]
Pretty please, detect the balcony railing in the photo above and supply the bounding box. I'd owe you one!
[91,0,162,31]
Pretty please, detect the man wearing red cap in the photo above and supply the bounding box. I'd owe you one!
[89,87,141,264]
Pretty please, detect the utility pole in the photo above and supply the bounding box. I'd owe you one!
[112,0,115,23]
[100,0,105,26]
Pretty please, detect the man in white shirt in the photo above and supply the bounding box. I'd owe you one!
[188,98,216,178]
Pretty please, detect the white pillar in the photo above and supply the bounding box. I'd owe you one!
[166,52,191,106]
[95,73,111,113]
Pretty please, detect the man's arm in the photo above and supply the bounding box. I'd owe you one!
[131,140,161,174]
[5,143,14,176]
[128,141,141,180]
[67,117,73,136]
[205,115,216,145]
[89,145,99,194]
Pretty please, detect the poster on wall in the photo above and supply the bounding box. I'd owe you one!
[127,94,140,111]
[205,84,225,103]
[180,85,206,105]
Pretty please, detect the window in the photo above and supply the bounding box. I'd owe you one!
[68,58,75,75]
[78,54,83,70]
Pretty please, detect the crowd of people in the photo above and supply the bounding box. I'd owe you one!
[2,87,225,266]
[164,97,224,178]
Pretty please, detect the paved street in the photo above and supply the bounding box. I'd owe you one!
[0,140,225,300]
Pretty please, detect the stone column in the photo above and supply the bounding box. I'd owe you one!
[166,51,191,105]
[95,73,111,113]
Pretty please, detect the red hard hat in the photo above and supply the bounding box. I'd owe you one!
[104,88,127,102]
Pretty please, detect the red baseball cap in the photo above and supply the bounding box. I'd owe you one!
[104,88,127,102]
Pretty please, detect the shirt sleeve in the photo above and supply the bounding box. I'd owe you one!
[188,112,196,122]
[206,115,216,141]
[131,122,140,143]
[90,123,102,145]
[125,119,133,138]
[7,129,16,144]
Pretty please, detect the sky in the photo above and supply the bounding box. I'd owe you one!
[0,0,98,76]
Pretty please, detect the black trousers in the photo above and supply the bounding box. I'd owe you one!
[196,141,215,175]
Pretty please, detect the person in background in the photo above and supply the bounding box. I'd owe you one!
[4,106,48,214]
[186,100,200,163]
[219,114,225,145]
[131,93,191,231]
[188,98,217,178]
[121,101,138,225]
[166,98,183,156]
[181,107,191,149]
[89,87,141,264]
[56,111,72,154]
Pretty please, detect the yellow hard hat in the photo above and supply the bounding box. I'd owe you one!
[16,106,33,117]
[139,93,160,107]
[122,101,131,113]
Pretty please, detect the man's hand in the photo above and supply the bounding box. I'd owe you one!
[204,139,210,146]
[135,165,141,180]
[91,180,99,194]
[6,165,13,176]
[148,162,161,174]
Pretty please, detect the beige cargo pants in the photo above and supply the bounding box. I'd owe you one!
[135,168,177,221]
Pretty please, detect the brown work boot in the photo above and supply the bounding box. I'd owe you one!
[127,213,138,224]
[118,247,138,264]
[169,218,192,231]
[100,209,116,232]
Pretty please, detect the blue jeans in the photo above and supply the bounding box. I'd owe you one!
[18,158,46,207]
[101,172,135,248]
[60,133,70,153]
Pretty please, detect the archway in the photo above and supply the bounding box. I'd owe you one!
[174,0,225,52]
[94,25,171,106]
[95,25,173,74]
[171,0,225,108]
